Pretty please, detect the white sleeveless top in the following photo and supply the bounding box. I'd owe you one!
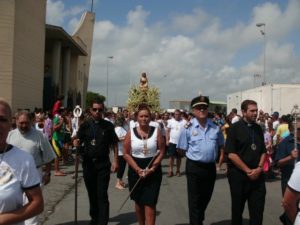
[131,126,158,158]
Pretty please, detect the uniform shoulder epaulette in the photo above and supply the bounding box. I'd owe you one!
[184,121,192,129]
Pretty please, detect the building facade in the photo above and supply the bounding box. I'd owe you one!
[0,0,95,112]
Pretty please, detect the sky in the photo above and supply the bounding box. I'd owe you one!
[46,0,300,108]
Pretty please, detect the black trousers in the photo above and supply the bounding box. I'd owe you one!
[227,168,266,225]
[82,160,111,225]
[117,155,126,180]
[186,159,216,225]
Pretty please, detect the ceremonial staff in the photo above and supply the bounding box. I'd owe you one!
[291,105,300,165]
[118,151,160,212]
[73,105,82,225]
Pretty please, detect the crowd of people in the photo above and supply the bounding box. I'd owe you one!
[0,94,299,225]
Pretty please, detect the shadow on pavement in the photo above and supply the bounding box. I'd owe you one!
[211,219,249,225]
[55,220,90,225]
[109,212,137,225]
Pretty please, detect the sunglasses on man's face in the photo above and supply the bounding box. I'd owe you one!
[194,105,208,111]
[92,108,103,113]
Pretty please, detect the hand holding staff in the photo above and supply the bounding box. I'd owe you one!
[118,151,160,212]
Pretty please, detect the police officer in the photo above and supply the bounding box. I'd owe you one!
[225,99,266,225]
[177,95,224,225]
[74,98,119,225]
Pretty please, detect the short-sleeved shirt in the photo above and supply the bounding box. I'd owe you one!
[7,128,56,167]
[77,118,118,162]
[276,123,290,139]
[52,116,64,142]
[0,146,40,225]
[225,120,266,169]
[177,118,224,162]
[167,118,186,144]
[115,126,127,156]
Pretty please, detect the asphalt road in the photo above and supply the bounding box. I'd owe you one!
[40,157,283,225]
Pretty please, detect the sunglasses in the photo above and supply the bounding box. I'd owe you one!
[194,105,208,111]
[92,108,103,113]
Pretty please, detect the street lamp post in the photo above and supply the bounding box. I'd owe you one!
[256,23,266,86]
[106,56,113,106]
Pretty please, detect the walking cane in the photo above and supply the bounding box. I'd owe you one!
[118,151,160,212]
[73,105,82,225]
[291,105,299,165]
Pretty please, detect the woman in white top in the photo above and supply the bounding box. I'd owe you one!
[123,104,165,225]
[114,114,127,190]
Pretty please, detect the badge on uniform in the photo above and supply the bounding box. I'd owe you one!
[192,130,198,136]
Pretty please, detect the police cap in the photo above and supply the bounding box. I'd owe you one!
[191,95,209,108]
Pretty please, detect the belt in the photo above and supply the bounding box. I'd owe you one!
[187,158,215,167]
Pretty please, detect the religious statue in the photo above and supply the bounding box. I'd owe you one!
[139,72,148,92]
[127,71,160,113]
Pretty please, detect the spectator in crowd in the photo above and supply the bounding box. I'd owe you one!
[276,115,290,145]
[282,161,300,225]
[7,110,55,225]
[231,108,239,124]
[52,95,64,117]
[0,98,44,225]
[114,114,127,190]
[43,111,53,142]
[275,121,300,225]
[52,107,67,176]
[166,109,186,177]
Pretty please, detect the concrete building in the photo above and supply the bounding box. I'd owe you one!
[227,83,300,115]
[0,0,95,112]
[0,0,46,111]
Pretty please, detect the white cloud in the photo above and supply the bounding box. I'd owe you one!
[46,0,86,32]
[47,0,300,109]
[46,0,65,26]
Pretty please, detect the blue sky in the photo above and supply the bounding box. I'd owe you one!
[46,0,300,108]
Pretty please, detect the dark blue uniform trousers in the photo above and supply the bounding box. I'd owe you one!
[186,158,216,225]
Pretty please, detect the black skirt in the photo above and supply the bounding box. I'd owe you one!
[128,157,162,206]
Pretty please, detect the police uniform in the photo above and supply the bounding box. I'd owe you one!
[77,118,118,225]
[177,96,224,225]
[225,119,266,225]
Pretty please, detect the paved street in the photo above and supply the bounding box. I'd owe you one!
[40,157,283,225]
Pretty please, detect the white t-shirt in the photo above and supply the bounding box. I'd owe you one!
[231,115,239,124]
[273,120,280,131]
[115,126,127,156]
[287,162,300,225]
[0,146,40,225]
[7,128,56,167]
[167,118,186,145]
